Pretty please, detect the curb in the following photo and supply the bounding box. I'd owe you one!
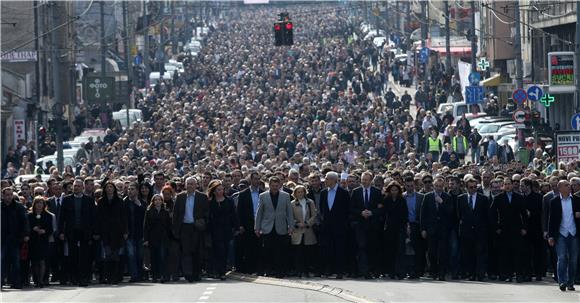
[226,272,383,303]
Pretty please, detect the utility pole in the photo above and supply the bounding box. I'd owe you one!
[514,1,523,90]
[171,1,176,55]
[34,0,41,155]
[100,0,106,77]
[444,0,452,76]
[395,1,400,33]
[575,1,580,112]
[421,0,429,90]
[470,0,477,73]
[50,1,64,172]
[122,0,131,127]
[143,1,150,77]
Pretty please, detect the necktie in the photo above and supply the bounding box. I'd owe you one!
[470,195,475,210]
[364,189,369,209]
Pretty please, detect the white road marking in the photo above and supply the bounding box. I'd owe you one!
[199,296,210,300]
[206,287,216,290]
[203,291,213,295]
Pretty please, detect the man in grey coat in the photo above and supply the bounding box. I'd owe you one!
[255,176,294,277]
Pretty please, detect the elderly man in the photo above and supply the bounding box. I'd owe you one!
[172,176,209,283]
[254,176,294,278]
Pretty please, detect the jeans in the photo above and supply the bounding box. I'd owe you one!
[125,239,144,280]
[1,243,21,287]
[556,234,578,287]
[471,147,481,164]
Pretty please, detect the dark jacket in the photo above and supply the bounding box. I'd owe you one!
[124,197,146,241]
[457,192,490,239]
[237,187,262,233]
[491,192,528,232]
[548,195,580,240]
[209,197,239,242]
[1,200,29,246]
[384,196,409,232]
[58,194,97,240]
[27,211,53,260]
[143,206,172,246]
[97,196,128,250]
[524,192,544,234]
[319,185,350,234]
[420,191,455,236]
[350,186,384,229]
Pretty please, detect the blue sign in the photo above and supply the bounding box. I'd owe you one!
[465,86,484,104]
[468,72,481,86]
[134,54,142,65]
[527,85,543,102]
[572,113,580,130]
[512,88,528,104]
[419,47,429,64]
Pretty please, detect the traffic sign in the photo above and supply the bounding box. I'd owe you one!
[477,58,490,71]
[468,72,481,86]
[571,113,580,130]
[513,109,527,123]
[465,86,484,104]
[419,47,429,64]
[527,85,543,102]
[512,88,528,104]
[83,76,115,103]
[540,94,555,107]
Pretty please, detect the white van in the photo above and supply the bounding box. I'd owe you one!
[112,109,143,129]
[437,102,484,119]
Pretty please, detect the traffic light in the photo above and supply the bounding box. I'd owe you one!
[283,21,293,45]
[274,22,284,46]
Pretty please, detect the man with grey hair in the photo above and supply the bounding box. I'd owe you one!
[319,171,350,278]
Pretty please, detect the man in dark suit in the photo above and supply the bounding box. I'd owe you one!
[319,171,350,279]
[491,178,529,282]
[350,171,384,279]
[543,176,561,281]
[46,182,66,284]
[172,176,209,282]
[58,178,98,286]
[236,172,263,274]
[547,180,580,291]
[457,177,490,281]
[521,178,546,281]
[421,177,454,280]
[403,176,426,278]
[1,186,29,289]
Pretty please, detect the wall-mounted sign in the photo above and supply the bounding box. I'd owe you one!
[1,51,38,62]
[548,51,575,93]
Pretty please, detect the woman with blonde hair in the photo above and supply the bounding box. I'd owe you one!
[290,185,317,278]
[143,194,171,283]
[27,196,53,288]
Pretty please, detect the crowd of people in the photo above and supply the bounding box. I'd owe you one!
[2,4,580,293]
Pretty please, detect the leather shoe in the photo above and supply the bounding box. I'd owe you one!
[567,285,576,291]
[336,274,343,279]
[560,284,567,291]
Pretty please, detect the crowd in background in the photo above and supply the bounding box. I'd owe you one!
[2,4,580,292]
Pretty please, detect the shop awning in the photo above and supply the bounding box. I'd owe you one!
[481,74,501,87]
[430,46,472,56]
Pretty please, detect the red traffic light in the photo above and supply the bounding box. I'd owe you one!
[285,22,293,30]
[274,24,281,31]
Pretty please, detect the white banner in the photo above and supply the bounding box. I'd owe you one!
[458,61,471,102]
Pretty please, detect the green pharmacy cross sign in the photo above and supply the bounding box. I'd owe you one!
[83,76,115,103]
[477,58,490,71]
[540,93,555,107]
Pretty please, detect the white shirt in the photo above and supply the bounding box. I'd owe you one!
[299,198,307,222]
[559,194,577,237]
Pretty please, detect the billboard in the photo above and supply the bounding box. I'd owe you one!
[548,52,575,93]
[556,131,580,164]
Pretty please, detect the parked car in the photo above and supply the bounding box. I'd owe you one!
[14,174,51,186]
[37,155,75,170]
[437,102,484,119]
[478,121,516,140]
[112,109,143,129]
[451,113,488,127]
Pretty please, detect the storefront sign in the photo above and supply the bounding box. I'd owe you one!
[14,119,25,145]
[548,51,575,93]
[556,132,580,164]
[1,51,38,62]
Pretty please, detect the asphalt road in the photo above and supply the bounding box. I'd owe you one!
[0,280,346,303]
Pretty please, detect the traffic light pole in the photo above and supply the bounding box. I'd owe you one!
[49,1,64,172]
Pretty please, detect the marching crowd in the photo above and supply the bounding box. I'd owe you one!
[2,4,580,293]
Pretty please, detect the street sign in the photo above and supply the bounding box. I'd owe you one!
[527,85,543,102]
[477,58,490,71]
[83,76,115,103]
[556,132,580,164]
[419,47,429,64]
[512,88,527,104]
[540,94,555,107]
[465,86,484,104]
[571,113,580,130]
[513,109,527,123]
[468,72,481,86]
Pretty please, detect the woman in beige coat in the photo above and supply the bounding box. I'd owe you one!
[290,185,318,277]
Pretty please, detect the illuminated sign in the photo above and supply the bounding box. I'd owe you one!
[548,51,575,93]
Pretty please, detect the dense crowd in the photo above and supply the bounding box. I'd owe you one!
[2,5,580,292]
